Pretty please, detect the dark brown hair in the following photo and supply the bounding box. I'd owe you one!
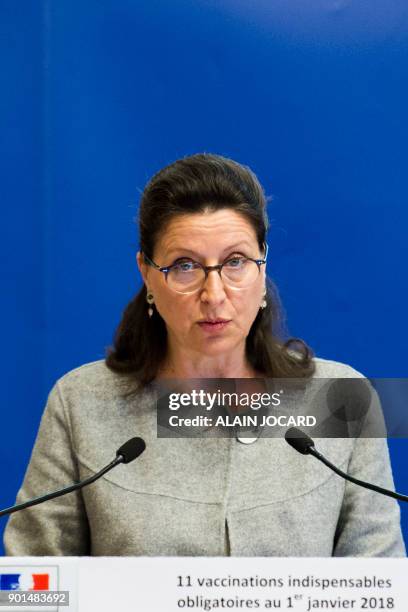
[106,153,315,388]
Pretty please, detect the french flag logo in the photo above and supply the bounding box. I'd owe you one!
[0,573,49,591]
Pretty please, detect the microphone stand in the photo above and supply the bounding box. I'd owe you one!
[0,456,124,518]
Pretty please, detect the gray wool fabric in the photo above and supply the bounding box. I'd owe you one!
[4,357,406,557]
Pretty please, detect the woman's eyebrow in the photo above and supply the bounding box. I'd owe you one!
[164,243,253,259]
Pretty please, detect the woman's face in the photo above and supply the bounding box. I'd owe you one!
[137,209,266,359]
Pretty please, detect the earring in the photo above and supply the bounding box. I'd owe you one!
[260,288,267,309]
[146,291,154,317]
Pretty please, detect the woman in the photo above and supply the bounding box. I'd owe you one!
[4,154,405,556]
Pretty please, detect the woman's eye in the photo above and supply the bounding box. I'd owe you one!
[225,257,246,268]
[180,262,193,271]
[173,260,197,272]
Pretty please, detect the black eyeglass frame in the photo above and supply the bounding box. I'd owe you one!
[141,243,269,291]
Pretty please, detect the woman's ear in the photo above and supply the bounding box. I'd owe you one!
[136,251,150,286]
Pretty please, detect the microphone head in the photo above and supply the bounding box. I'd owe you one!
[285,427,315,455]
[116,437,146,464]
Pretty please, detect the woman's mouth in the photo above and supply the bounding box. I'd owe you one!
[197,319,231,333]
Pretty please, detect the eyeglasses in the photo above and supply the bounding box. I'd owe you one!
[142,244,268,294]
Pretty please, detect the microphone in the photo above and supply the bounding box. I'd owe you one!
[116,437,146,463]
[0,437,146,518]
[285,427,408,503]
[285,427,315,455]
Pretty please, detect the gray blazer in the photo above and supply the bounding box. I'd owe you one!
[4,358,406,556]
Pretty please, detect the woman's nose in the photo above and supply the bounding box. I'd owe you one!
[200,269,227,304]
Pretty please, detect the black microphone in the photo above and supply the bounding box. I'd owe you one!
[116,437,146,463]
[0,437,146,518]
[285,427,408,503]
[285,427,316,455]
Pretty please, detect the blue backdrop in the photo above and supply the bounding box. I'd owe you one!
[1,0,407,552]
